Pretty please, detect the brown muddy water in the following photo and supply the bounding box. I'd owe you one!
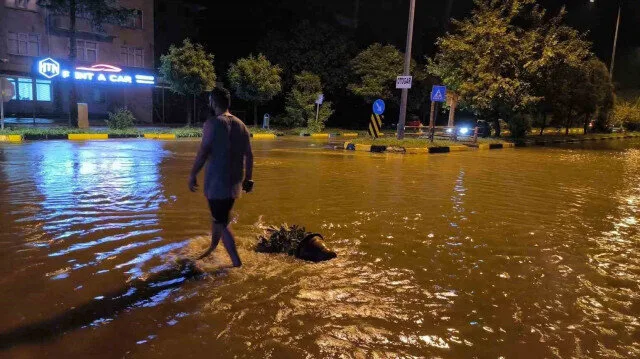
[0,138,639,358]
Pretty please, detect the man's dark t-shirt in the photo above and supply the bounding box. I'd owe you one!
[201,114,251,200]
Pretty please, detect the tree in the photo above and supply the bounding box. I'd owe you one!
[349,43,405,105]
[37,0,133,127]
[585,59,614,133]
[284,72,333,133]
[159,39,216,125]
[228,54,282,126]
[259,21,355,95]
[428,0,542,137]
[526,9,595,135]
[348,43,429,109]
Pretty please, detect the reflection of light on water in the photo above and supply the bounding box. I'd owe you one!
[12,141,172,283]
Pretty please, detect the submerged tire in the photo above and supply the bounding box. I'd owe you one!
[296,233,337,262]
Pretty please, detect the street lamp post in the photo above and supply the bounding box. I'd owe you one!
[397,0,416,140]
[610,3,622,77]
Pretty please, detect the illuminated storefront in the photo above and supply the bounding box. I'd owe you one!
[34,57,156,86]
[1,58,156,123]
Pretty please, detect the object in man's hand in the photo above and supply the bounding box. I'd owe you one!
[256,224,337,262]
[243,180,254,193]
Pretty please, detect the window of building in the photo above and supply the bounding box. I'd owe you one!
[124,9,143,29]
[35,79,52,102]
[76,40,98,62]
[120,46,143,67]
[7,32,39,56]
[5,78,18,100]
[5,77,33,101]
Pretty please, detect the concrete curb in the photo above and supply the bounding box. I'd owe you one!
[69,133,109,140]
[143,133,176,140]
[302,133,359,138]
[521,133,640,146]
[0,133,281,142]
[344,142,475,154]
[478,143,516,150]
[0,135,23,142]
[251,133,277,139]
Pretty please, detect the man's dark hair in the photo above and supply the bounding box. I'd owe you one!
[210,87,231,111]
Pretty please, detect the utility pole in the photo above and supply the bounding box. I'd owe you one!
[396,0,416,140]
[610,3,622,78]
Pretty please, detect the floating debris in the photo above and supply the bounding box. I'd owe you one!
[256,224,337,262]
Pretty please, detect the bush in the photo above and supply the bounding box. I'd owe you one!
[507,115,530,138]
[107,108,136,130]
[612,100,640,131]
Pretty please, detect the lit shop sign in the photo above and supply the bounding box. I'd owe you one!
[35,57,155,86]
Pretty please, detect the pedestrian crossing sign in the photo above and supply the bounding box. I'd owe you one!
[431,85,447,103]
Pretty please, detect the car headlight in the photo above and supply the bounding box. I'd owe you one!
[459,127,469,135]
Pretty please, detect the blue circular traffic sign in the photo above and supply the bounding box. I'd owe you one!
[373,99,385,115]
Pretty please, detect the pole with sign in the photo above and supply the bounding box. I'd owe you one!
[369,99,385,139]
[397,0,416,140]
[429,85,447,141]
[1,78,16,130]
[315,94,324,125]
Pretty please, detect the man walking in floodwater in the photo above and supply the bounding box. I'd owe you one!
[189,87,254,267]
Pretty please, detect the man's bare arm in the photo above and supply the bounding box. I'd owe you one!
[244,140,254,181]
[189,121,213,191]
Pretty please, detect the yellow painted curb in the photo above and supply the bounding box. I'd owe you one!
[310,133,330,138]
[143,133,176,140]
[0,135,23,142]
[449,145,469,152]
[478,143,490,150]
[405,147,429,154]
[354,144,372,152]
[503,142,515,148]
[251,134,276,140]
[341,133,358,137]
[68,133,108,140]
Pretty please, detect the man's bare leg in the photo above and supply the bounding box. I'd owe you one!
[197,222,223,260]
[221,226,242,267]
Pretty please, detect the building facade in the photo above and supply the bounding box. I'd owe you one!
[0,0,155,123]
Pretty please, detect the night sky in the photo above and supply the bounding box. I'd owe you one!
[155,0,640,93]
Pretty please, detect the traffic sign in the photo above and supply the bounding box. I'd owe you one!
[396,76,412,89]
[373,99,385,115]
[431,85,447,102]
[1,78,14,102]
[315,93,324,105]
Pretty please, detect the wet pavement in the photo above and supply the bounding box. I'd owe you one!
[0,138,639,358]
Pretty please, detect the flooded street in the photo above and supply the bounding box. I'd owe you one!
[0,138,639,358]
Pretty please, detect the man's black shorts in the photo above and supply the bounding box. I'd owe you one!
[208,198,235,226]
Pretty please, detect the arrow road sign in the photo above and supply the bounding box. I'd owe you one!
[373,99,385,115]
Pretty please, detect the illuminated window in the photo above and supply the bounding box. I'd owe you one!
[120,46,143,67]
[7,32,39,56]
[76,40,98,62]
[16,78,33,101]
[36,79,52,102]
[5,78,17,100]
